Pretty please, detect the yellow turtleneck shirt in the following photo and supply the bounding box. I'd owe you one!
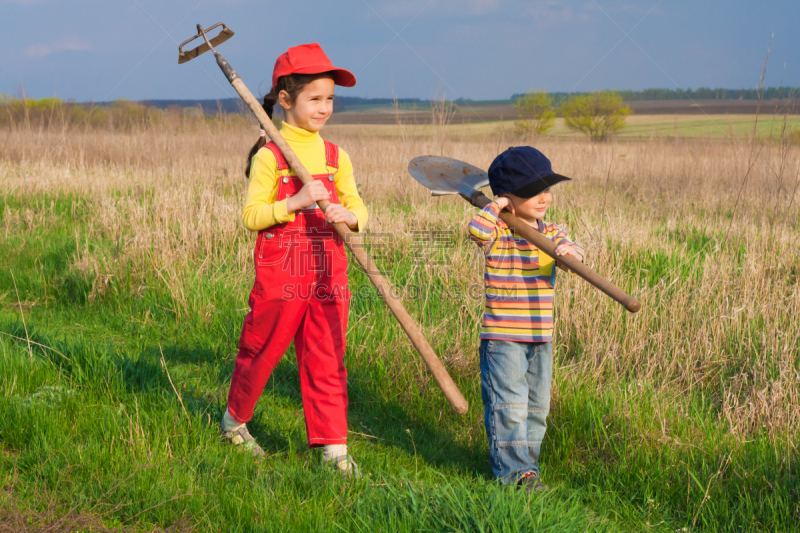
[242,122,368,232]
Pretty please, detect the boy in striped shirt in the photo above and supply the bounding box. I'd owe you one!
[468,146,584,493]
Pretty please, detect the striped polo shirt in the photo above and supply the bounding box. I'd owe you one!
[468,201,584,343]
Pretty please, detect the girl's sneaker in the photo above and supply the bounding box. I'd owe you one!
[517,472,548,493]
[221,424,266,458]
[324,454,361,479]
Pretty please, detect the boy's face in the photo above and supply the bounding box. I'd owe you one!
[506,189,552,221]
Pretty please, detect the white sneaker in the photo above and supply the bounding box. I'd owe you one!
[324,454,361,478]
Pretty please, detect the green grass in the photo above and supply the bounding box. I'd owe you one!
[617,115,800,140]
[328,115,800,142]
[0,191,797,531]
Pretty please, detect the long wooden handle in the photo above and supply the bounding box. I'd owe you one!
[211,52,468,414]
[470,192,641,313]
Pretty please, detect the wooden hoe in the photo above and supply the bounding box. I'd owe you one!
[178,24,469,414]
[408,156,642,314]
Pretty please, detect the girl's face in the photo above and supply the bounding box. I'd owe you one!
[280,77,335,132]
[507,188,552,222]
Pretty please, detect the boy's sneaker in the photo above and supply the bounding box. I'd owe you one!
[221,424,266,458]
[517,472,548,493]
[324,454,361,479]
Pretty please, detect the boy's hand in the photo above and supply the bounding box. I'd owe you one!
[287,180,330,212]
[494,196,515,216]
[554,244,583,272]
[324,203,357,228]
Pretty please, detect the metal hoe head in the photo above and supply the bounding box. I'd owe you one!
[407,156,490,198]
[178,23,234,64]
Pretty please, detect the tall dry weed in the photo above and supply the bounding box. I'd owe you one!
[1,121,799,442]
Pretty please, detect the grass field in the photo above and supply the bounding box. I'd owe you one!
[328,96,799,129]
[613,114,800,140]
[327,114,800,143]
[0,119,799,531]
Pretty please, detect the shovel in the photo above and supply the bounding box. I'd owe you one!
[178,24,469,414]
[408,156,642,313]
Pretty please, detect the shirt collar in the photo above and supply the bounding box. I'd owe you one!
[280,121,320,144]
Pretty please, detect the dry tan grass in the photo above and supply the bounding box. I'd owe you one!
[1,121,799,442]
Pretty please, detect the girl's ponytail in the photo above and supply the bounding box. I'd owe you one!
[244,89,279,178]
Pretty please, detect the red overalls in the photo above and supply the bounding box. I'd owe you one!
[227,140,351,447]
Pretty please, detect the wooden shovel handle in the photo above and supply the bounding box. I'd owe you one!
[470,192,641,313]
[223,74,468,414]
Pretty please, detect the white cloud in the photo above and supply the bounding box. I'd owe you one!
[468,0,500,14]
[377,0,501,18]
[525,2,596,27]
[24,35,89,59]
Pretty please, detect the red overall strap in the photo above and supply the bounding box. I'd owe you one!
[264,142,289,172]
[324,140,339,169]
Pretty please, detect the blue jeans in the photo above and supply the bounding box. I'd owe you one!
[479,339,552,484]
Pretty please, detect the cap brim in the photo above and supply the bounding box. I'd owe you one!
[292,65,356,87]
[511,173,572,198]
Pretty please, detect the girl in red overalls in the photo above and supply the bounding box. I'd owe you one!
[221,43,367,477]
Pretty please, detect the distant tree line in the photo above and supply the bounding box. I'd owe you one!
[333,96,425,106]
[0,94,441,130]
[138,96,426,113]
[0,95,232,130]
[511,86,798,103]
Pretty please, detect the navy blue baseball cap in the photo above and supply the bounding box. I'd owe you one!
[488,146,572,198]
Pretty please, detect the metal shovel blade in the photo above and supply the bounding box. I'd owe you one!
[178,23,234,64]
[408,156,490,197]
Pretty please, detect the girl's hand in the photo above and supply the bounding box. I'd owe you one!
[287,180,330,212]
[554,244,583,272]
[324,203,357,228]
[494,196,515,216]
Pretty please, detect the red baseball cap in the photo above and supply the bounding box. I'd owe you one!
[271,43,356,90]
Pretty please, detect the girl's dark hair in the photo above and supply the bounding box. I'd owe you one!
[244,72,334,178]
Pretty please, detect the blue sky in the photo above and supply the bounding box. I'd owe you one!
[2,0,798,102]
